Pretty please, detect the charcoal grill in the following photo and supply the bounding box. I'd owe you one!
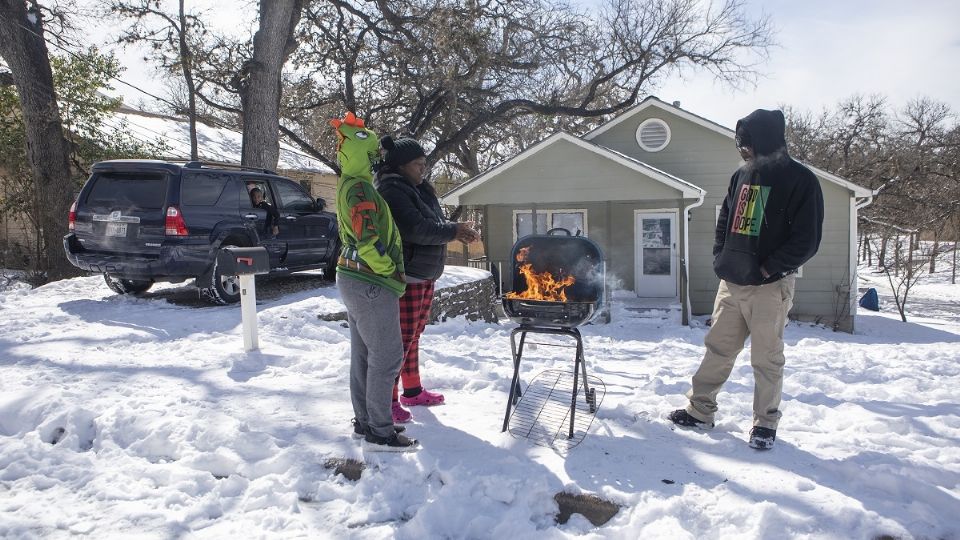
[501,229,605,444]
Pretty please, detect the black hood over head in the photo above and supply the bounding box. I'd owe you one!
[735,109,786,157]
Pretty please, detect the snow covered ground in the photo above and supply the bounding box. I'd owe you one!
[0,264,958,539]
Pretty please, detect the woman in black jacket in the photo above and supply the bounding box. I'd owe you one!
[375,136,479,423]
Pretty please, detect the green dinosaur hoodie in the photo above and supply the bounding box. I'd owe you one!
[331,115,406,297]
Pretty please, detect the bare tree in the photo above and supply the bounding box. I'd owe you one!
[0,0,75,280]
[788,96,959,279]
[886,98,955,231]
[277,0,773,176]
[867,232,926,322]
[785,95,893,193]
[106,0,207,159]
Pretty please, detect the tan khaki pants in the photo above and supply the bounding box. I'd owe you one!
[685,275,796,429]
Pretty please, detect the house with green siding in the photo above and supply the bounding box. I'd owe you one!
[440,96,874,332]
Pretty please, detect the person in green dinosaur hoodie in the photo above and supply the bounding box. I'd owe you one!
[331,112,418,452]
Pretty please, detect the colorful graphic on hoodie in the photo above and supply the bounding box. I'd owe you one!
[730,184,770,237]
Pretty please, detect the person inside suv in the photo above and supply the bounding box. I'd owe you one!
[250,187,280,238]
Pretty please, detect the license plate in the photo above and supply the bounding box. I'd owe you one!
[105,222,127,237]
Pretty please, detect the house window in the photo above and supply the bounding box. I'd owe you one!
[636,118,671,152]
[714,205,802,278]
[513,209,588,241]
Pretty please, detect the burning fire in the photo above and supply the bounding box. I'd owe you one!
[505,247,575,302]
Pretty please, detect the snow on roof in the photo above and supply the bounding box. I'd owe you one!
[102,108,333,174]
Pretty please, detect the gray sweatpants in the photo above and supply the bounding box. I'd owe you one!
[685,275,796,429]
[337,275,403,439]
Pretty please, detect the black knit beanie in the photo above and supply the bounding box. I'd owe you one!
[381,135,426,167]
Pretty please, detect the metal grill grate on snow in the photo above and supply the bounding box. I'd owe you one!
[506,368,605,451]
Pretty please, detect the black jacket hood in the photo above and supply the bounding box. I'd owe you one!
[736,109,787,157]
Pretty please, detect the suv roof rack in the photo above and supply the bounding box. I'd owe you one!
[178,160,276,175]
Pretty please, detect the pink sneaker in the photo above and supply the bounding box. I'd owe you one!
[399,389,445,407]
[392,401,412,423]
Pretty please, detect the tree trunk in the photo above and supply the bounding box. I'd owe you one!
[0,0,75,280]
[953,238,957,285]
[179,0,198,160]
[928,229,938,274]
[239,0,305,170]
[952,216,958,284]
[894,236,901,277]
[878,232,888,270]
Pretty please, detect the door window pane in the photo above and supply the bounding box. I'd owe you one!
[643,248,671,275]
[642,218,671,248]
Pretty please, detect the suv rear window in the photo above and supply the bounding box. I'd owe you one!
[181,172,229,206]
[85,172,168,209]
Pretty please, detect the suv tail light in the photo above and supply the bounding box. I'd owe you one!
[68,200,77,231]
[165,206,189,236]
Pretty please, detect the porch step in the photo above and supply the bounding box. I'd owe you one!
[619,297,682,321]
[623,306,681,319]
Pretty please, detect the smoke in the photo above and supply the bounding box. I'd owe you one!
[743,147,791,173]
[601,271,623,294]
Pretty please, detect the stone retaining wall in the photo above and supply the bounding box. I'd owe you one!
[429,276,499,323]
[318,276,500,324]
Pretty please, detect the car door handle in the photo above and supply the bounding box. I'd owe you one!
[285,216,297,221]
[243,213,257,220]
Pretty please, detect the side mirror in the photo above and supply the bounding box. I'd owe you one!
[315,197,326,212]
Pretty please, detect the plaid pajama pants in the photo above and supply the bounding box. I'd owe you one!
[393,280,436,401]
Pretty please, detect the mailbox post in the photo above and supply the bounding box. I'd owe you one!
[217,246,270,351]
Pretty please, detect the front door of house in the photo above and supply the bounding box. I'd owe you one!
[635,211,678,297]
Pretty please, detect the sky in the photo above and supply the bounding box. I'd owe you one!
[80,0,960,130]
[649,0,960,127]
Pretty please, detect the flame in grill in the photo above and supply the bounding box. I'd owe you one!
[505,246,576,302]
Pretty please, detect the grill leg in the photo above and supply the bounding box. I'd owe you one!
[568,329,584,439]
[575,329,596,412]
[502,329,527,432]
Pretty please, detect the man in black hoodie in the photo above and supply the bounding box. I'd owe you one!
[668,108,824,450]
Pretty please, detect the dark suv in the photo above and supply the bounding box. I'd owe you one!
[63,160,340,304]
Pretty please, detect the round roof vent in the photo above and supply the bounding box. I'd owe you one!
[636,118,671,152]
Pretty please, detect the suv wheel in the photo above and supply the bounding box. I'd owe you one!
[104,274,153,295]
[200,244,243,304]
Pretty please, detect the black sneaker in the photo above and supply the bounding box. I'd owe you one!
[362,431,419,453]
[667,409,714,430]
[748,426,776,450]
[351,419,406,439]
